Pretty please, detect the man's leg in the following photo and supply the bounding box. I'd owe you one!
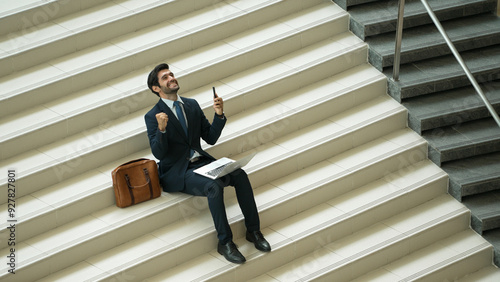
[182,160,269,263]
[225,169,260,232]
[183,160,232,244]
[225,168,271,252]
[182,159,247,263]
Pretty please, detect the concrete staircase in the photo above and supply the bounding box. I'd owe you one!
[334,0,500,268]
[0,0,499,281]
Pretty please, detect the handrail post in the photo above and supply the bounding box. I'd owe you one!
[420,0,500,127]
[392,0,405,82]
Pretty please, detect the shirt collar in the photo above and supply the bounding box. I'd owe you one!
[161,95,183,110]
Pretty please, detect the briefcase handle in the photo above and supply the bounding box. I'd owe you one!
[124,168,154,205]
[124,168,151,189]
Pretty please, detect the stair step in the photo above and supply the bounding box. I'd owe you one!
[0,0,109,36]
[346,0,497,40]
[0,0,334,119]
[423,118,500,165]
[462,190,500,234]
[386,45,500,102]
[367,13,500,71]
[404,81,500,134]
[0,0,166,77]
[352,229,492,281]
[252,194,471,281]
[457,264,500,282]
[14,128,427,281]
[443,151,500,200]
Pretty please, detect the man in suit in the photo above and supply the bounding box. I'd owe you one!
[144,63,271,264]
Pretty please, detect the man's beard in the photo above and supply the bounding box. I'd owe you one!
[161,83,179,94]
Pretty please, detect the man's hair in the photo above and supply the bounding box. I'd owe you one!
[147,63,170,96]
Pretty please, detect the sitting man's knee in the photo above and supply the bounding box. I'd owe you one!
[205,181,224,199]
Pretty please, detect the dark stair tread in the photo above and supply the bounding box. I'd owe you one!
[385,44,500,101]
[367,13,500,71]
[423,118,500,164]
[462,190,500,233]
[347,0,497,39]
[443,152,500,199]
[403,80,500,134]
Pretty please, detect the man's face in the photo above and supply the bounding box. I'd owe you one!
[156,69,179,95]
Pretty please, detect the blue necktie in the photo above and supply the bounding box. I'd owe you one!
[174,101,194,158]
[174,101,188,136]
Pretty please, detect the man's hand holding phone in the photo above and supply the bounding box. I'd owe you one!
[213,87,224,117]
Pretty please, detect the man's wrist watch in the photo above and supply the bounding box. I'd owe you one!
[216,112,225,118]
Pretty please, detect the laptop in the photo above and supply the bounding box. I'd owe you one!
[194,152,256,179]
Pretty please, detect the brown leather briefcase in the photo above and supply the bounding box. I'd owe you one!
[111,158,161,208]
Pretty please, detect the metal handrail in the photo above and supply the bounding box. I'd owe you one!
[392,0,500,127]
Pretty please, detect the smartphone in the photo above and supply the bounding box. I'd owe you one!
[212,86,216,98]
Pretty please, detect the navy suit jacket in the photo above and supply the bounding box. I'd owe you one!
[144,97,226,192]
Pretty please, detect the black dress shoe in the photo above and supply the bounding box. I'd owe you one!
[217,241,246,264]
[246,231,271,252]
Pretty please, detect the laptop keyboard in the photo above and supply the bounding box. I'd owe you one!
[207,163,229,177]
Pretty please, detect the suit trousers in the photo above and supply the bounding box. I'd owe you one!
[182,158,260,244]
